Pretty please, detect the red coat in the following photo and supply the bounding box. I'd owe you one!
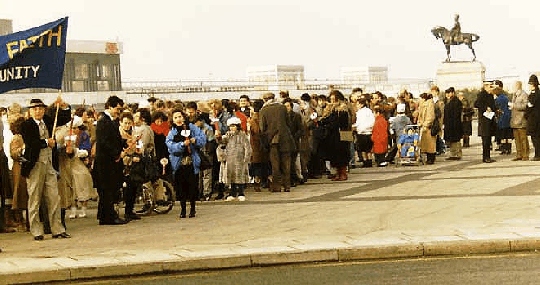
[371,114,388,154]
[235,111,248,132]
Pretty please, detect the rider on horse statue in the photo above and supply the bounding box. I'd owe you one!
[431,14,479,61]
[450,14,462,44]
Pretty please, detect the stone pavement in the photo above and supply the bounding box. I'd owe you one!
[2,136,540,284]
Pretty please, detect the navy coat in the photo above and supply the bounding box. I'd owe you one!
[443,96,463,143]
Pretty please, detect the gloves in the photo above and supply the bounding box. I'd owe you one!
[160,158,169,166]
[76,149,89,158]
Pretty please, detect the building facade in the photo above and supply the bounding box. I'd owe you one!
[62,40,123,92]
[246,65,305,91]
[340,66,388,85]
[0,19,13,36]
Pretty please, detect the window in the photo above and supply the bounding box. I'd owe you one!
[97,81,109,91]
[72,81,85,92]
[75,64,88,79]
[101,65,110,78]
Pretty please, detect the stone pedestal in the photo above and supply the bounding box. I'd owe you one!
[435,61,485,90]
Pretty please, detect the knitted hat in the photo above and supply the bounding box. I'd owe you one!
[226,116,241,126]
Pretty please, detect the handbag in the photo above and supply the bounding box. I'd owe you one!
[339,130,354,142]
[337,111,353,142]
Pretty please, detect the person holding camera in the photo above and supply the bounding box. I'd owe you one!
[166,108,206,219]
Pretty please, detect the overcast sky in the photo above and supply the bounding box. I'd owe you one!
[1,0,539,82]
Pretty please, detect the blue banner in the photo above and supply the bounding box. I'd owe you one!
[0,17,68,93]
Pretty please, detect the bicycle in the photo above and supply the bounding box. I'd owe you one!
[116,152,175,216]
[134,177,175,215]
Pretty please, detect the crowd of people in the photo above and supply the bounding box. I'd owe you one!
[1,75,540,245]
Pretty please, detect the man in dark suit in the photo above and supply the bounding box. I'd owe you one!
[94,96,128,225]
[443,87,464,160]
[20,99,70,240]
[259,92,295,192]
[474,82,497,163]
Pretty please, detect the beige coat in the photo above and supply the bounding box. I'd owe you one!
[56,125,94,207]
[10,134,28,210]
[249,112,267,163]
[510,89,529,129]
[417,98,437,153]
[218,130,252,185]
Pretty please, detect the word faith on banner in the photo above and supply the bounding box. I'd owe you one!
[5,25,64,59]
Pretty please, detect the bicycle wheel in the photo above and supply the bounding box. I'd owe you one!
[154,180,175,214]
[134,184,153,216]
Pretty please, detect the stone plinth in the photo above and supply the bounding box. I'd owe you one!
[436,61,485,90]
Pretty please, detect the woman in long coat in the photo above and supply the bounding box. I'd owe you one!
[318,90,351,180]
[494,86,513,155]
[9,115,28,231]
[526,75,540,160]
[458,93,474,147]
[56,117,94,219]
[248,100,268,191]
[417,93,437,164]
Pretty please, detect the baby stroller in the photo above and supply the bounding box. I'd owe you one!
[395,124,424,166]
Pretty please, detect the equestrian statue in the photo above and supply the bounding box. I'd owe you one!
[431,14,480,62]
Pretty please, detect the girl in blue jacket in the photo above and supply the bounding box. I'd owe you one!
[166,108,206,218]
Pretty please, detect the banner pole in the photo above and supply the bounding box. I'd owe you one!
[51,90,61,139]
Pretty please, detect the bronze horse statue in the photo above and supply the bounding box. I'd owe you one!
[431,26,480,62]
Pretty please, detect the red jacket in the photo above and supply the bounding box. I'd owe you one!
[371,114,388,154]
[235,111,248,132]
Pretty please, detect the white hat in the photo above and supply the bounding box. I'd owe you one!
[226,116,242,126]
[67,116,84,128]
[396,103,406,113]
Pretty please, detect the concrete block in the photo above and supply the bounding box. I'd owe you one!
[251,249,338,265]
[424,239,511,256]
[162,255,252,272]
[338,244,423,261]
[1,269,71,285]
[70,262,164,280]
[510,239,540,252]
